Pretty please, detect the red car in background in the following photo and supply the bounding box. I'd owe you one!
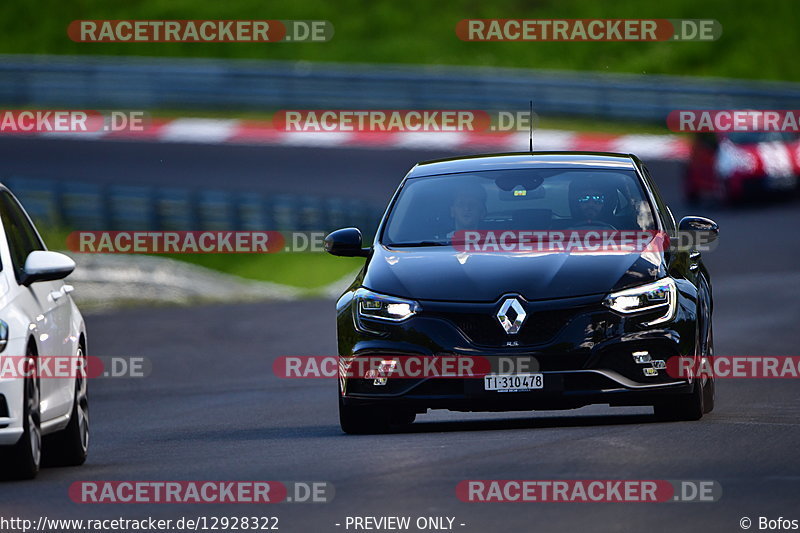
[685,131,800,204]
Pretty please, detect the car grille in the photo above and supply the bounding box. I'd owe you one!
[428,307,580,346]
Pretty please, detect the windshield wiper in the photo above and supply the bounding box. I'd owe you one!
[387,241,450,247]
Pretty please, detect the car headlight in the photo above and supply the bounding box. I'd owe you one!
[355,288,420,322]
[0,320,7,353]
[603,277,677,326]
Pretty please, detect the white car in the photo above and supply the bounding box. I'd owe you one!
[0,185,88,479]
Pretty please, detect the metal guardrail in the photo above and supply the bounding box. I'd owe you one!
[1,54,799,122]
[5,176,384,238]
[2,55,798,238]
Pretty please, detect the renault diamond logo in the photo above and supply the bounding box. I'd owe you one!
[497,298,526,334]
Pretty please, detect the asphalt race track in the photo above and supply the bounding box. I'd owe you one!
[1,137,799,532]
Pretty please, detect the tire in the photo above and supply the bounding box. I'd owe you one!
[338,389,415,435]
[1,344,42,480]
[654,380,704,421]
[702,324,716,414]
[44,345,89,467]
[697,277,715,414]
[654,277,714,422]
[339,399,385,435]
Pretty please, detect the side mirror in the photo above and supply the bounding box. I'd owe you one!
[22,250,75,286]
[324,228,370,257]
[678,216,719,245]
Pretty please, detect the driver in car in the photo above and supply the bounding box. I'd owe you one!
[447,183,487,238]
[568,180,618,228]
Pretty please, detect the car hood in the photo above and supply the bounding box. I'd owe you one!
[363,245,666,302]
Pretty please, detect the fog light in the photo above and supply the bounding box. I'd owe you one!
[367,359,397,386]
[632,351,651,364]
[643,368,658,377]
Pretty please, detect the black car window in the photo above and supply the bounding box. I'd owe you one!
[0,191,45,282]
[382,168,656,246]
[639,165,676,234]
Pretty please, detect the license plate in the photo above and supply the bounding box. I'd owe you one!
[484,373,543,392]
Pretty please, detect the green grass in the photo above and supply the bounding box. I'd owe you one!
[0,0,796,82]
[162,252,363,289]
[37,226,73,251]
[37,227,364,289]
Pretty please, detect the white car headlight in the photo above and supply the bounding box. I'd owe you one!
[355,288,420,322]
[603,277,677,326]
[0,320,7,353]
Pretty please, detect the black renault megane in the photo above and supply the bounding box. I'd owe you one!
[326,152,718,434]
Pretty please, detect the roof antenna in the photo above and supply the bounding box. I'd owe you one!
[529,100,534,153]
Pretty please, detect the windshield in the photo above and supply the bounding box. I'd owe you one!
[382,168,656,246]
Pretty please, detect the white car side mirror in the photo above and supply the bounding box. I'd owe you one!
[22,250,76,286]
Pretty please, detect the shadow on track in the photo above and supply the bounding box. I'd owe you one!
[388,411,672,435]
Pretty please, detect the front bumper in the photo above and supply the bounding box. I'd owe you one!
[0,375,25,445]
[338,290,698,413]
[0,336,33,446]
[341,370,691,412]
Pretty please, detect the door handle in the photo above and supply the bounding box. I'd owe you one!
[50,289,64,300]
[63,285,74,294]
[689,251,701,260]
